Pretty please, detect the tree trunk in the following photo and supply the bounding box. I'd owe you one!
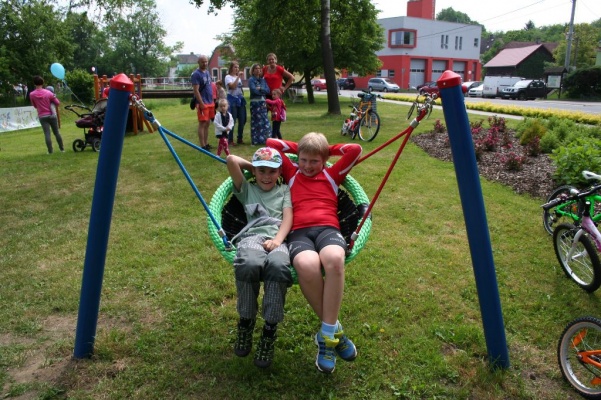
[320,0,340,115]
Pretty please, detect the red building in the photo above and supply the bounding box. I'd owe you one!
[351,0,482,90]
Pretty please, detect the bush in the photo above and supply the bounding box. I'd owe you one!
[518,118,546,146]
[563,66,601,99]
[501,151,526,171]
[64,69,94,105]
[432,119,446,133]
[551,137,601,185]
[539,132,560,154]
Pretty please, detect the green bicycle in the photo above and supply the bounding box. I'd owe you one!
[543,171,601,235]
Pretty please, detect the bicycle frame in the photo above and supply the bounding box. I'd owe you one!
[572,331,601,374]
[553,194,601,225]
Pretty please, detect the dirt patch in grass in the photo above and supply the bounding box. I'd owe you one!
[411,131,556,199]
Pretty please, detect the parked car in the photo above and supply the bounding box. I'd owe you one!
[367,78,400,93]
[337,77,356,90]
[482,76,523,98]
[311,79,327,91]
[468,83,484,97]
[501,79,547,100]
[461,81,482,95]
[418,81,439,96]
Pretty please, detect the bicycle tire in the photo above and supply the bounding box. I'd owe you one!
[553,223,601,292]
[543,185,578,235]
[358,110,380,142]
[558,316,601,399]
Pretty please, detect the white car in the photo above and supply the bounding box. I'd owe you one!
[468,84,484,97]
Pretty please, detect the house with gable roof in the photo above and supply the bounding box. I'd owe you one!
[483,42,557,79]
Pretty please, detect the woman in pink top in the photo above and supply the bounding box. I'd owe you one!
[262,53,295,100]
[29,75,64,154]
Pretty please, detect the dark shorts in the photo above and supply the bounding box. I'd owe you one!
[288,226,348,262]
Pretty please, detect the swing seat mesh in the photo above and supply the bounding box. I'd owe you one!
[208,168,371,283]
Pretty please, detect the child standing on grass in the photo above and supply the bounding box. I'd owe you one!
[214,99,234,157]
[266,89,286,139]
[266,133,362,374]
[226,147,293,368]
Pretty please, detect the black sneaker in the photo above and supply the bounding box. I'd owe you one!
[234,320,255,357]
[253,332,276,368]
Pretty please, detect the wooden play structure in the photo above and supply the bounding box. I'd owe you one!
[94,74,194,135]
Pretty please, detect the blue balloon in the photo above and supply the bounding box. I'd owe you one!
[50,63,65,80]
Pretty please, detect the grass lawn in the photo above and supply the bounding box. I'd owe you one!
[0,95,592,399]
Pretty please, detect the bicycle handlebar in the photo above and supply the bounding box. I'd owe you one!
[541,181,601,210]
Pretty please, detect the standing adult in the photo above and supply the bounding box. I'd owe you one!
[262,53,295,100]
[224,62,247,145]
[29,76,64,154]
[248,64,271,146]
[191,55,215,150]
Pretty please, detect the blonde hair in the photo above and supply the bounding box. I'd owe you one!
[218,98,228,108]
[266,53,277,62]
[298,132,329,161]
[272,88,281,97]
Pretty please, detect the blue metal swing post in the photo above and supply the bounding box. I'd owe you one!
[73,74,133,358]
[437,70,510,369]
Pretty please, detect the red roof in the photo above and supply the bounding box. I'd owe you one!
[484,44,547,68]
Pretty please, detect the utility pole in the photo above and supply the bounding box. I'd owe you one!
[564,0,577,71]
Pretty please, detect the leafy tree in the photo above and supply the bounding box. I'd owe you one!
[63,11,109,74]
[225,0,382,109]
[554,23,600,70]
[0,0,73,93]
[436,7,476,25]
[100,0,181,76]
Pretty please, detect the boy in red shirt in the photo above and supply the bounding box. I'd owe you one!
[266,133,361,374]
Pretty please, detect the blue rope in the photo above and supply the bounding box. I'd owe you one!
[143,109,232,250]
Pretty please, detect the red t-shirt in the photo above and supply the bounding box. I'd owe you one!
[263,65,286,93]
[266,138,362,230]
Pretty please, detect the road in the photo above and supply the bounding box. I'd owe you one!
[334,89,601,117]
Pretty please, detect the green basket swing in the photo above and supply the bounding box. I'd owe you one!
[207,167,371,283]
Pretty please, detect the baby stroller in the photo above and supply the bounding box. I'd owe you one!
[65,98,107,152]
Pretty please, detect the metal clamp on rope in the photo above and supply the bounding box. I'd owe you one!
[218,228,234,251]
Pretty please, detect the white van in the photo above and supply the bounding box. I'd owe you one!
[482,76,523,98]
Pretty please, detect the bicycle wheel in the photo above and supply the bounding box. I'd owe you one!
[558,316,601,399]
[543,185,578,235]
[554,223,601,292]
[358,110,380,142]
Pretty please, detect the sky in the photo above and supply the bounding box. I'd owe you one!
[155,0,600,55]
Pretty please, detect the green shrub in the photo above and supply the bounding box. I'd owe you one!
[518,118,547,146]
[539,131,560,154]
[551,137,601,185]
[64,68,94,105]
[548,118,576,143]
[563,66,601,99]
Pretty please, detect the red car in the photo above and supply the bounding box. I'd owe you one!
[311,79,327,91]
[418,81,439,96]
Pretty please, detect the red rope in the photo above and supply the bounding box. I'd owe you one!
[349,107,429,251]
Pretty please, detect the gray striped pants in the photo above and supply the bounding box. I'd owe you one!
[233,234,292,323]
